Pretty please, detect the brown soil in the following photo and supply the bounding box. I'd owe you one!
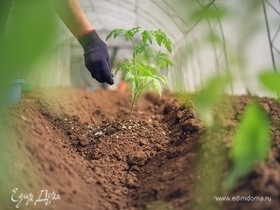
[0,88,279,210]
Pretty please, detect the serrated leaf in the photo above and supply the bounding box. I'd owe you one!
[164,40,172,53]
[154,30,163,46]
[152,79,163,96]
[162,37,172,53]
[136,64,153,76]
[115,61,132,74]
[124,27,140,40]
[106,27,172,117]
[154,29,172,52]
[141,30,153,44]
[135,43,149,55]
[106,29,124,40]
[105,31,114,41]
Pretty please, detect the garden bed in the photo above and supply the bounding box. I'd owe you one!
[1,87,279,210]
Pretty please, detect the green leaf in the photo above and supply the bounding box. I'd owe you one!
[106,27,172,117]
[154,29,172,52]
[225,102,270,190]
[125,71,134,81]
[139,76,153,85]
[189,5,228,21]
[124,27,140,40]
[105,31,113,41]
[106,28,125,40]
[135,43,150,55]
[141,30,153,44]
[136,64,153,76]
[154,30,163,46]
[115,60,132,74]
[195,75,232,126]
[162,36,172,53]
[153,74,167,86]
[259,71,280,93]
[152,78,163,96]
[155,51,173,69]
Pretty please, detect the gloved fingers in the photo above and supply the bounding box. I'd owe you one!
[104,57,114,85]
[88,63,114,85]
[88,66,104,83]
[102,61,114,85]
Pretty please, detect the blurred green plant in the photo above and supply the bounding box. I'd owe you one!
[0,2,56,206]
[174,0,273,209]
[192,75,231,210]
[0,1,56,102]
[195,75,232,127]
[106,27,173,117]
[188,1,228,22]
[259,70,280,99]
[225,102,271,190]
[194,74,271,184]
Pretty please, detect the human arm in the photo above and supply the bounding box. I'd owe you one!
[54,0,114,85]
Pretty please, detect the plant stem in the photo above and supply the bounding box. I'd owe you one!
[130,38,137,77]
[128,36,139,119]
[129,83,144,119]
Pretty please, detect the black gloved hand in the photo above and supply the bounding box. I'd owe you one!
[78,30,114,85]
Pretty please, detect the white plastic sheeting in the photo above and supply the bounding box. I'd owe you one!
[80,0,187,43]
[27,0,279,96]
[79,0,226,92]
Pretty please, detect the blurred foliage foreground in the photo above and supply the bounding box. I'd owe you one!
[0,1,57,207]
[0,1,56,100]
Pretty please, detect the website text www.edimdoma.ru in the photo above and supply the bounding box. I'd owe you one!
[214,195,271,202]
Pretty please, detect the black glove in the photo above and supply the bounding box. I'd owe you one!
[78,30,114,85]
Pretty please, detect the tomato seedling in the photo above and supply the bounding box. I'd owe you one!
[106,27,173,118]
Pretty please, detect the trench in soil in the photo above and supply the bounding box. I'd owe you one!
[1,88,280,210]
[35,89,202,209]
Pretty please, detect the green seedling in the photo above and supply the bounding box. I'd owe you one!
[225,102,271,190]
[106,27,173,118]
[194,74,271,194]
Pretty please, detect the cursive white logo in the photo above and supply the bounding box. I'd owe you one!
[11,188,60,208]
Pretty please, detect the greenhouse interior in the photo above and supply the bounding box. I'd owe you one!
[0,1,280,210]
[1,0,278,95]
